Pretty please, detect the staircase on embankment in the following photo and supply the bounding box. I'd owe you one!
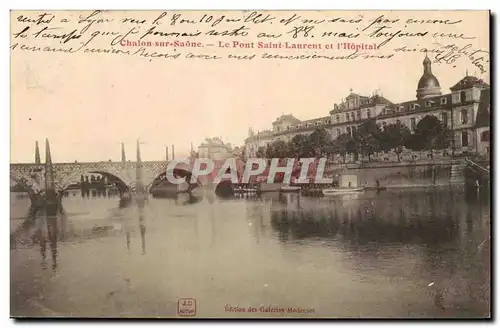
[463,158,491,189]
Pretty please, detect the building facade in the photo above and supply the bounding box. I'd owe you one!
[198,137,233,160]
[244,128,274,158]
[244,54,490,159]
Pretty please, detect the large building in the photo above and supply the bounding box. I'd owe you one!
[244,54,490,159]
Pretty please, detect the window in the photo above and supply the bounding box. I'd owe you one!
[441,97,447,105]
[460,91,466,103]
[346,127,351,135]
[336,115,340,123]
[461,131,469,147]
[481,131,490,142]
[357,111,361,120]
[410,103,415,110]
[345,113,350,121]
[337,128,341,136]
[411,118,416,131]
[441,112,448,126]
[426,101,432,108]
[351,113,355,121]
[461,109,468,124]
[367,109,371,118]
[382,122,387,129]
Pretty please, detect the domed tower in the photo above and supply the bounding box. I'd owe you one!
[416,54,442,99]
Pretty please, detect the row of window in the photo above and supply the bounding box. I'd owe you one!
[334,109,372,123]
[336,126,358,136]
[276,108,469,134]
[336,89,475,114]
[335,127,471,148]
[254,128,486,151]
[284,120,331,131]
[377,109,468,130]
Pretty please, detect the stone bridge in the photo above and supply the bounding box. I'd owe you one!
[10,140,202,202]
[10,161,197,194]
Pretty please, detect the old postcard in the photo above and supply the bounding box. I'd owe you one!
[10,10,491,318]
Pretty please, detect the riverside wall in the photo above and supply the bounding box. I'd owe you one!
[330,160,464,189]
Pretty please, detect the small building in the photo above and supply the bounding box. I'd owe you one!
[339,174,359,188]
[197,137,232,160]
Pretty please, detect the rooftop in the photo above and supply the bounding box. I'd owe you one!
[450,75,490,91]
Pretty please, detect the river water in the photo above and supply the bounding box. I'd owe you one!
[10,188,490,318]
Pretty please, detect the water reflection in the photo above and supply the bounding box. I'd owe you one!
[267,191,470,246]
[10,190,163,270]
[10,188,490,317]
[262,190,490,315]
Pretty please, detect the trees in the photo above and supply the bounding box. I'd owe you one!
[353,119,382,162]
[265,140,288,158]
[333,133,356,163]
[379,121,412,162]
[276,128,333,159]
[308,128,332,157]
[406,115,451,158]
[288,134,310,158]
[250,115,451,164]
[255,146,266,158]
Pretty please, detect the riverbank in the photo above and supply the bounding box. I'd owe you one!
[335,161,464,189]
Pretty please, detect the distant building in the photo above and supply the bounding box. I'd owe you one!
[197,137,233,160]
[244,128,274,158]
[244,54,490,157]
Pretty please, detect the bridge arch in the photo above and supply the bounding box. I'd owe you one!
[10,171,43,198]
[146,168,203,194]
[58,167,133,195]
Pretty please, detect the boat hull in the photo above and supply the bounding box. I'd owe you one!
[280,186,301,192]
[322,188,365,195]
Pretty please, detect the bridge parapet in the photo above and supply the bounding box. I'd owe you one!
[10,160,197,196]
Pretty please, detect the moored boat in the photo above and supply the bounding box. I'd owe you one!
[280,185,301,192]
[322,187,365,195]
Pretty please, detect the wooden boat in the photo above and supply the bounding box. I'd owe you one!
[322,187,365,196]
[280,185,301,192]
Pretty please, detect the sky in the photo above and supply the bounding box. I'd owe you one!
[10,10,490,163]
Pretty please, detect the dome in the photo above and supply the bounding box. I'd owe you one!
[417,74,441,89]
[416,54,442,99]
